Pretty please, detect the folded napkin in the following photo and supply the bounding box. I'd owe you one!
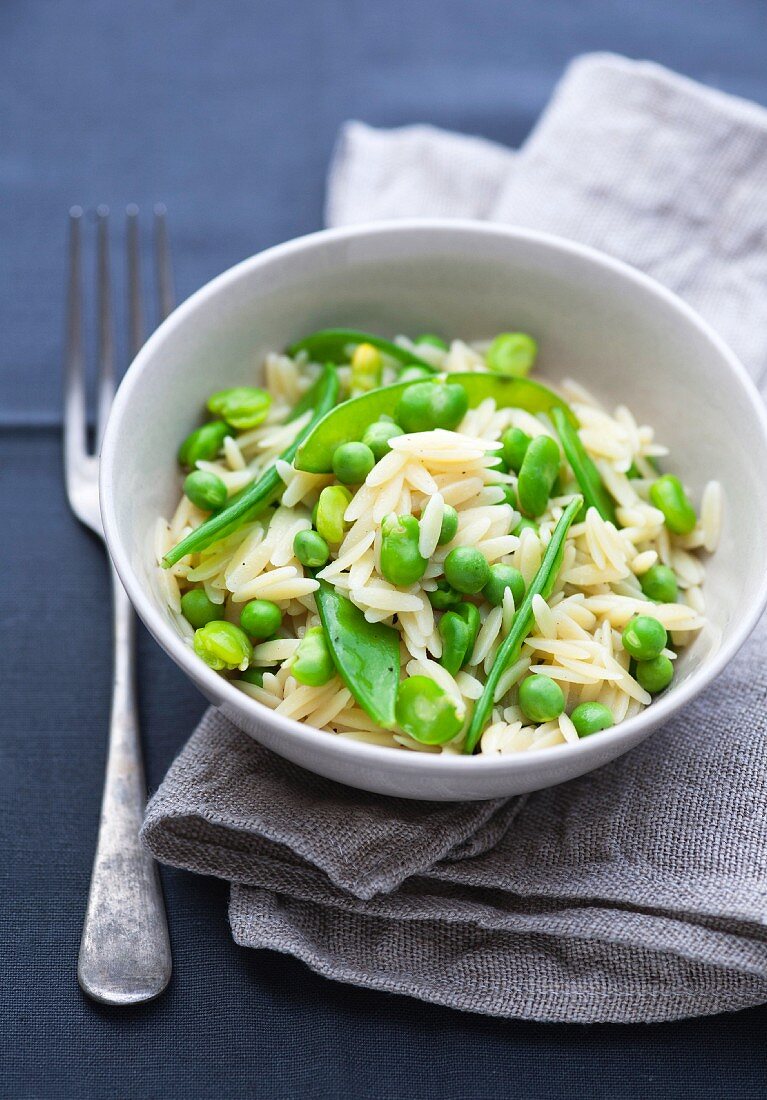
[143,53,767,1023]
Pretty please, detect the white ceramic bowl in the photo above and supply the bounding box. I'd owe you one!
[101,221,767,800]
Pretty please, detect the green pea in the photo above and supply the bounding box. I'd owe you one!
[570,701,614,738]
[517,434,561,517]
[178,420,229,467]
[640,564,678,604]
[454,601,481,653]
[444,547,490,595]
[518,674,565,723]
[394,381,469,433]
[437,505,459,546]
[635,654,674,694]
[513,517,539,537]
[621,615,667,661]
[292,626,335,687]
[350,343,383,393]
[183,470,228,512]
[240,599,283,640]
[239,667,265,686]
[362,419,404,461]
[415,334,449,350]
[193,620,253,671]
[316,485,352,544]
[499,484,518,510]
[207,386,271,430]
[486,333,538,378]
[332,441,376,484]
[483,563,525,608]
[399,365,434,383]
[395,676,463,744]
[501,426,531,473]
[293,529,330,569]
[649,475,697,536]
[439,611,471,675]
[180,588,220,629]
[427,580,462,610]
[380,514,427,587]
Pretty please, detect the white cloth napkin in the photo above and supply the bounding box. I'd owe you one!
[144,53,767,1023]
[328,52,767,385]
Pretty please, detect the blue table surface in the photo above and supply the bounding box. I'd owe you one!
[4,2,767,1096]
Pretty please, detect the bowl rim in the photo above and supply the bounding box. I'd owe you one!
[100,218,767,776]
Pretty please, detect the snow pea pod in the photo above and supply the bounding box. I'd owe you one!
[314,578,400,729]
[162,364,339,567]
[463,495,583,754]
[288,329,437,373]
[550,406,617,526]
[295,372,577,473]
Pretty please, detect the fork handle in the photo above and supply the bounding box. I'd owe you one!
[77,564,172,1004]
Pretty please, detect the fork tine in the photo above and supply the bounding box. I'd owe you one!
[64,206,87,483]
[153,204,175,322]
[126,205,143,359]
[96,206,115,451]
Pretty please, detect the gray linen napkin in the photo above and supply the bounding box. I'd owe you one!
[143,53,767,1023]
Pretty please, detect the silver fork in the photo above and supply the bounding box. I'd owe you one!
[65,205,172,1005]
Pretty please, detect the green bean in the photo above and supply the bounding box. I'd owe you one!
[294,372,577,473]
[183,470,228,512]
[178,420,229,467]
[501,427,531,473]
[649,475,696,535]
[380,514,427,587]
[395,676,463,745]
[517,434,560,517]
[163,364,339,567]
[438,612,471,676]
[207,386,271,430]
[486,333,538,378]
[288,329,436,372]
[193,621,253,671]
[314,578,400,727]
[316,485,352,545]
[464,495,582,753]
[292,626,335,687]
[394,381,468,433]
[550,406,617,525]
